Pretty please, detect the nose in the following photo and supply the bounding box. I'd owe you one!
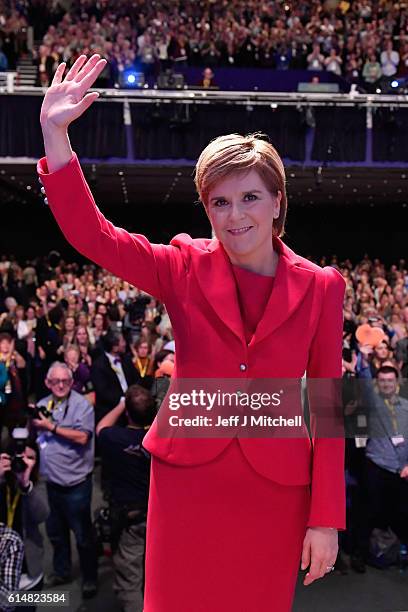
[228,200,246,222]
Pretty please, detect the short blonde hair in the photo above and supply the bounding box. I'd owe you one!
[194,133,287,237]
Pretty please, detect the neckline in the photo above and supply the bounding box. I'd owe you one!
[232,264,275,279]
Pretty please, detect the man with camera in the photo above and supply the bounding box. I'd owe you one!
[96,384,153,612]
[0,431,48,609]
[32,361,97,599]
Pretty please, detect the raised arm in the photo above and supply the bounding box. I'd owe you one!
[38,54,182,300]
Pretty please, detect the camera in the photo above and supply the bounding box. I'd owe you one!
[9,427,29,474]
[27,403,52,420]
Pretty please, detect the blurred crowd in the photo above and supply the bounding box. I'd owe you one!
[2,1,408,90]
[0,248,407,606]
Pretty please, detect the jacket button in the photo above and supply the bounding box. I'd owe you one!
[43,197,49,206]
[239,364,247,372]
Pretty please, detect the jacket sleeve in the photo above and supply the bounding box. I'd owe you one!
[306,266,346,530]
[37,153,185,302]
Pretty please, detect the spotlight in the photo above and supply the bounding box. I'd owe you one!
[119,70,145,89]
[391,80,399,89]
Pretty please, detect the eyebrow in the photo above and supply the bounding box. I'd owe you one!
[210,190,263,202]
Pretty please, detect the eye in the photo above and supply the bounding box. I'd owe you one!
[212,198,228,207]
[244,193,258,201]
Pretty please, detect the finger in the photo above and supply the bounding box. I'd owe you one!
[74,91,100,116]
[303,557,322,586]
[301,542,310,571]
[51,62,66,87]
[74,54,102,84]
[65,54,88,81]
[76,58,107,93]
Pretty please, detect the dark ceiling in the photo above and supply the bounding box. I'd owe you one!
[1,161,407,264]
[1,162,408,209]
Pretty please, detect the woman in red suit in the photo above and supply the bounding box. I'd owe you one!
[38,55,346,611]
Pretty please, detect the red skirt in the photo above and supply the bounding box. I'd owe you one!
[144,439,310,612]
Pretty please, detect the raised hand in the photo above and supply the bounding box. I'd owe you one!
[40,54,107,131]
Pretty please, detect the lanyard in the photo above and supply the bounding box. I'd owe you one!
[135,357,149,378]
[384,398,398,434]
[6,486,20,528]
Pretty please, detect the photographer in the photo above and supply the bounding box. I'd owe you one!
[0,435,49,611]
[96,384,153,612]
[32,362,97,599]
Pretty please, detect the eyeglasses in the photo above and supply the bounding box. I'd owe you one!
[48,378,72,387]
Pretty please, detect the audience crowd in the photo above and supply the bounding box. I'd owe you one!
[2,0,408,90]
[0,248,407,602]
[1,0,408,607]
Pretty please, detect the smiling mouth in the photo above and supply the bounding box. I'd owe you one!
[227,226,253,235]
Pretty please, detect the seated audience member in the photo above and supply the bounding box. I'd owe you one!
[32,362,97,599]
[0,436,49,605]
[91,332,140,423]
[96,385,154,612]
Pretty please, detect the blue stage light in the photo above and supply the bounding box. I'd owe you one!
[127,74,136,84]
[391,80,399,88]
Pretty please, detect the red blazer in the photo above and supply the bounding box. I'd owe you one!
[38,152,346,529]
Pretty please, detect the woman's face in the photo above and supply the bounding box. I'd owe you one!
[65,317,76,332]
[137,342,149,357]
[76,326,88,344]
[94,314,104,328]
[206,169,281,265]
[78,312,88,326]
[375,342,389,359]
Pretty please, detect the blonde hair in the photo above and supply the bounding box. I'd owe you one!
[194,133,287,237]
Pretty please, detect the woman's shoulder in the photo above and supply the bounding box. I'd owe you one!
[169,232,214,252]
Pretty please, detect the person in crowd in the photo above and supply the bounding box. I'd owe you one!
[324,48,342,76]
[0,436,49,608]
[307,43,325,71]
[96,384,154,612]
[61,315,76,350]
[91,331,141,423]
[380,39,400,78]
[32,362,97,599]
[151,352,174,413]
[89,312,108,352]
[35,304,64,368]
[131,339,154,387]
[362,51,382,92]
[0,333,27,435]
[370,339,398,377]
[0,523,24,612]
[356,345,408,569]
[64,344,92,396]
[198,66,217,88]
[73,325,94,366]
